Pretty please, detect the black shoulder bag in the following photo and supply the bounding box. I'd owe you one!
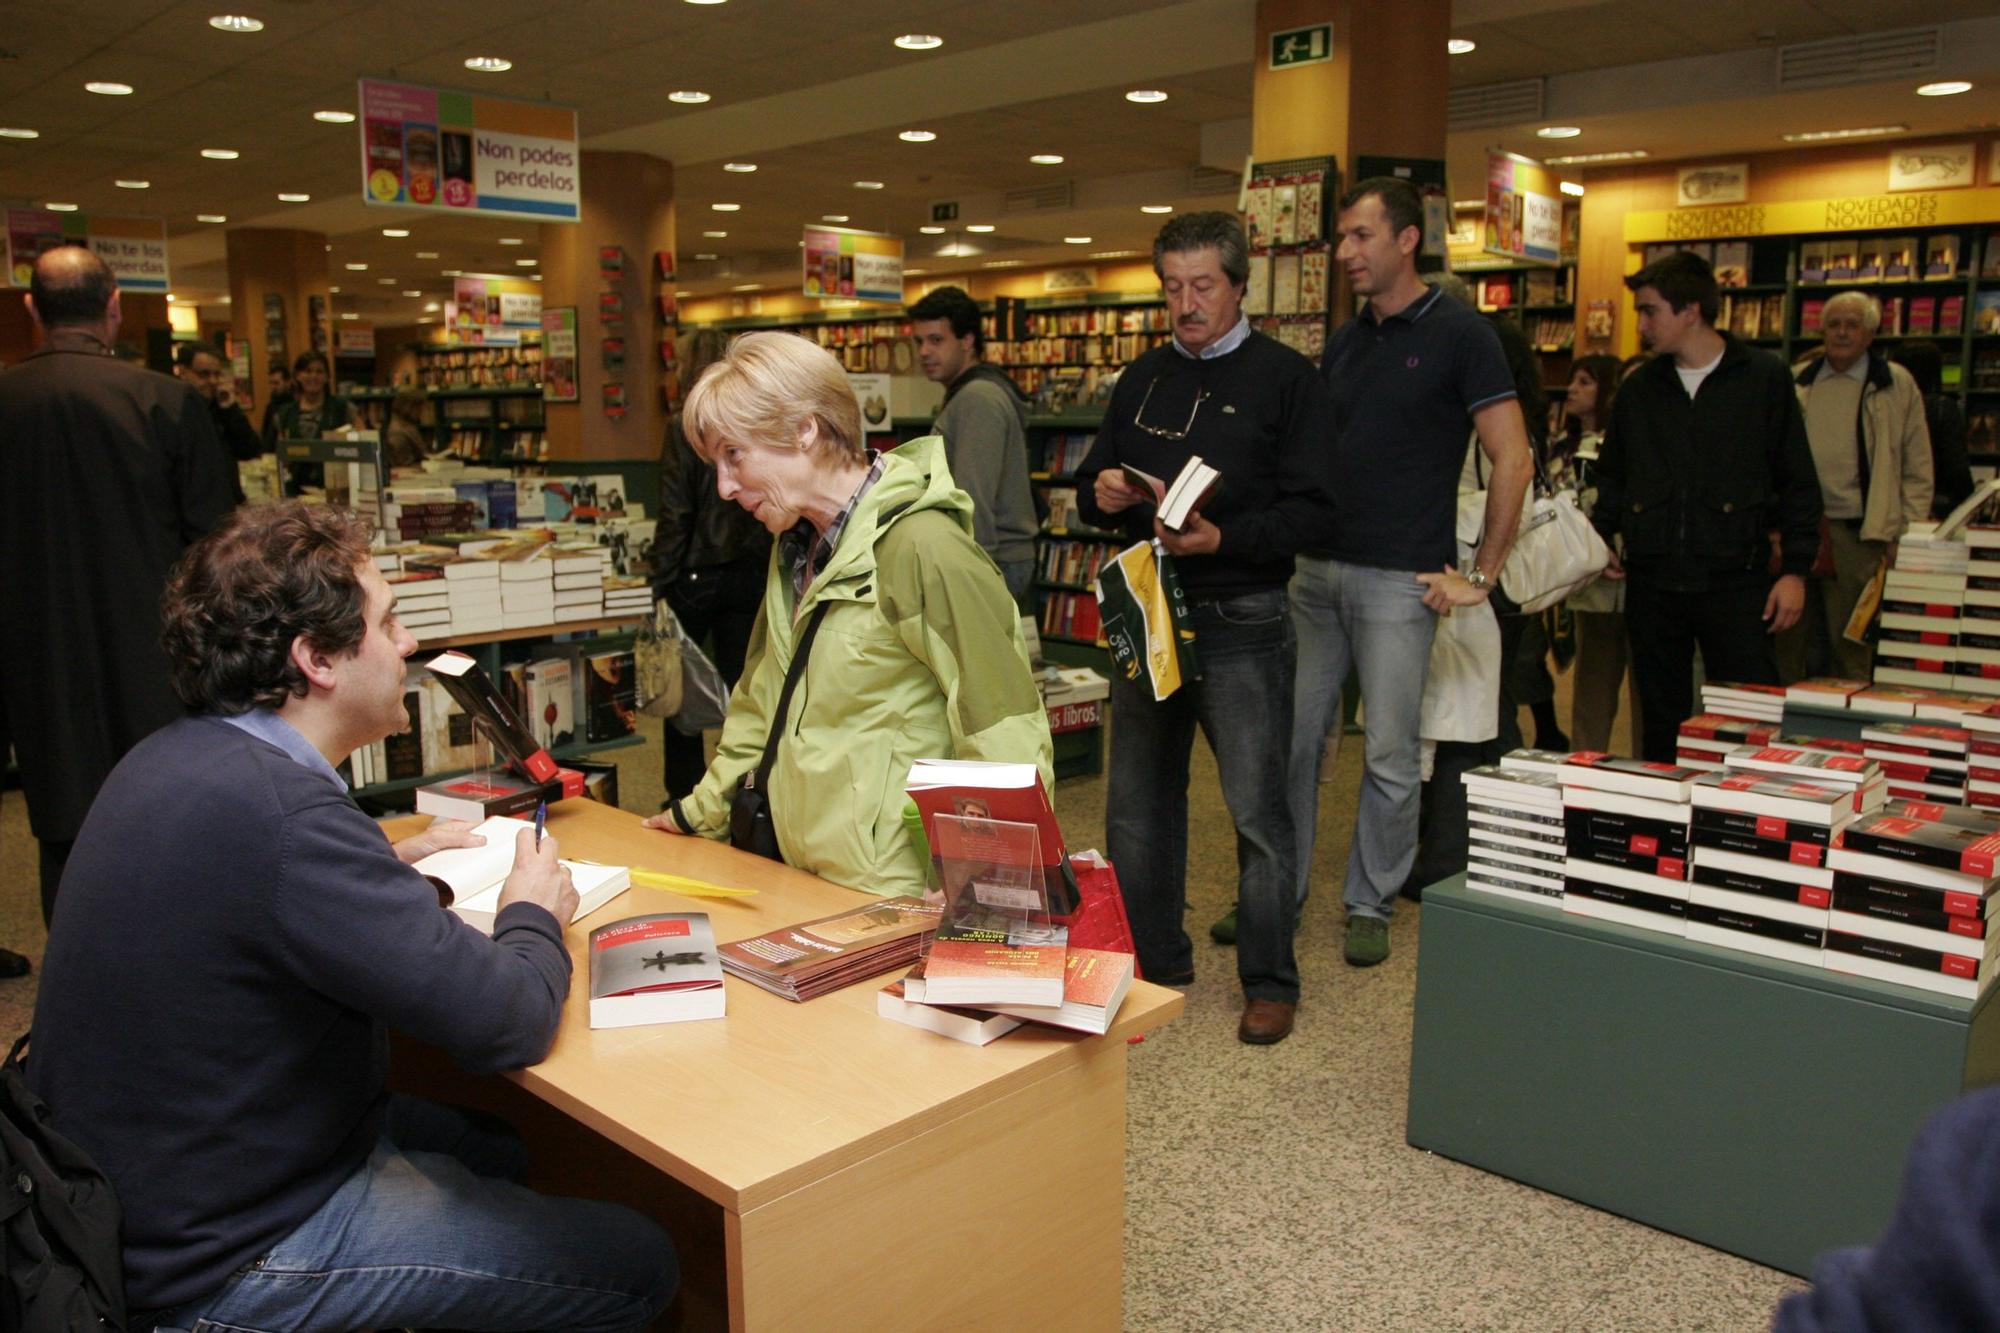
[729,603,832,862]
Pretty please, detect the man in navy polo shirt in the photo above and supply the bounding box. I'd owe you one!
[1297,176,1534,968]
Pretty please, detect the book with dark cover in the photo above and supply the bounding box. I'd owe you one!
[382,685,425,781]
[1825,929,1993,998]
[588,913,724,1028]
[1836,815,2000,878]
[1685,901,1827,951]
[1563,807,1690,859]
[1831,885,1989,942]
[1690,861,1832,911]
[1562,874,1689,932]
[1565,839,1685,881]
[424,650,559,783]
[1690,822,1828,867]
[1558,752,1700,801]
[1691,771,1856,824]
[414,769,567,823]
[583,648,637,743]
[1692,806,1836,848]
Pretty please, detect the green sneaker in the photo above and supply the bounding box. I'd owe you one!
[1344,916,1389,967]
[1209,904,1238,945]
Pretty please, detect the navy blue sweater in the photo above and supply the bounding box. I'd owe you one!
[28,717,571,1310]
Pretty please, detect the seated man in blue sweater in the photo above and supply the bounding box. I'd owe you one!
[29,501,677,1332]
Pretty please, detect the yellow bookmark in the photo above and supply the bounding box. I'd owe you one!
[630,868,760,899]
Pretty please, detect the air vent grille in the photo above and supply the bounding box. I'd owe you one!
[1447,78,1543,131]
[1777,27,1939,90]
[1003,182,1073,213]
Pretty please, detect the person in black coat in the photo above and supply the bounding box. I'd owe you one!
[0,246,233,957]
[174,338,265,504]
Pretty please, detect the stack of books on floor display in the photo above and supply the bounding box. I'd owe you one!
[1676,714,1777,773]
[1956,525,2000,697]
[1966,708,2000,810]
[1784,677,1871,711]
[1826,806,2000,999]
[1698,682,1787,724]
[718,897,942,1001]
[1558,753,1699,935]
[1459,753,1567,907]
[1861,722,1971,804]
[1686,769,1853,966]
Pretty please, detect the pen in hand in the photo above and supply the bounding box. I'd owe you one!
[534,800,547,851]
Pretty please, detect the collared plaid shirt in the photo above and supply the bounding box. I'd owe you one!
[781,452,885,604]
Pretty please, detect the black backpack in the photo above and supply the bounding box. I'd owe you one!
[0,1034,126,1332]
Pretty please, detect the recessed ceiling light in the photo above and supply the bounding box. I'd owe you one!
[209,15,264,32]
[1447,38,1476,54]
[402,289,422,297]
[85,82,134,96]
[722,161,756,173]
[1140,204,1173,214]
[822,214,849,222]
[711,202,741,211]
[424,301,441,312]
[200,147,239,159]
[197,213,227,223]
[1537,126,1582,139]
[377,277,397,285]
[345,262,368,271]
[441,269,462,276]
[45,202,78,212]
[1029,153,1065,165]
[464,56,512,73]
[115,179,150,189]
[339,312,358,320]
[415,250,438,258]
[1125,89,1168,104]
[853,180,885,190]
[702,229,728,237]
[1541,148,1649,164]
[0,127,39,139]
[1560,181,1585,197]
[497,236,524,245]
[514,258,536,266]
[328,286,340,293]
[1090,250,1140,259]
[1778,125,1905,143]
[1916,80,1973,96]
[694,252,718,260]
[313,109,355,124]
[984,260,1022,268]
[732,283,760,291]
[966,223,994,233]
[324,244,331,251]
[531,274,541,281]
[669,90,711,104]
[278,191,310,201]
[894,34,943,50]
[899,130,937,143]
[1064,236,1093,244]
[919,225,946,234]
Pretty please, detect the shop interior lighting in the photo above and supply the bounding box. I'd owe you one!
[694,252,718,260]
[1778,125,1906,143]
[381,228,409,237]
[464,56,513,73]
[208,15,264,32]
[1916,81,1973,96]
[424,302,441,311]
[1448,38,1477,54]
[722,162,757,172]
[339,312,357,320]
[441,269,462,276]
[345,263,368,270]
[1560,181,1585,197]
[965,223,994,233]
[853,180,884,189]
[402,289,421,297]
[711,202,741,211]
[376,276,397,285]
[1029,154,1065,165]
[732,283,760,291]
[86,82,134,96]
[277,192,310,201]
[200,148,239,159]
[1091,250,1140,259]
[1125,90,1168,104]
[197,213,227,223]
[115,179,150,189]
[984,260,1022,268]
[822,214,849,222]
[919,225,946,234]
[328,286,340,293]
[1540,149,1648,164]
[45,202,78,211]
[313,110,356,123]
[0,128,40,139]
[514,258,536,266]
[899,130,937,142]
[1064,236,1092,244]
[1537,126,1582,139]
[669,90,711,104]
[416,250,439,258]
[498,236,524,245]
[1141,204,1173,214]
[702,229,728,237]
[894,34,943,50]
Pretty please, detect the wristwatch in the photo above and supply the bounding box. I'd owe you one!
[1464,567,1491,590]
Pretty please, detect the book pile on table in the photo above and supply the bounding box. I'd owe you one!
[1783,678,1871,711]
[718,897,941,1001]
[1722,743,1887,811]
[1698,682,1786,724]
[1875,538,1967,692]
[1956,525,2000,697]
[1685,770,1852,966]
[1459,755,1567,907]
[1676,714,1777,773]
[1861,722,1971,803]
[1826,805,2000,999]
[1558,752,1700,935]
[1965,707,2000,810]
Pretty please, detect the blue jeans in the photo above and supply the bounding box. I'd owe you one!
[158,1096,676,1333]
[1105,588,1298,1001]
[1289,557,1439,921]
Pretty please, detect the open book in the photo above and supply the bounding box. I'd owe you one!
[1120,456,1222,533]
[412,814,630,934]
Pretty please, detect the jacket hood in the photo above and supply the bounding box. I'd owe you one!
[813,435,974,591]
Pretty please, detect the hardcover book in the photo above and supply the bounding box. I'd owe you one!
[1835,815,2000,879]
[1558,752,1700,802]
[588,913,725,1028]
[906,759,1077,914]
[423,651,560,783]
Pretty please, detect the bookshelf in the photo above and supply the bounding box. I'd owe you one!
[346,385,547,463]
[1453,258,1579,393]
[1024,411,1115,670]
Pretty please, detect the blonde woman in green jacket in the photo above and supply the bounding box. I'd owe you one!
[643,332,1053,898]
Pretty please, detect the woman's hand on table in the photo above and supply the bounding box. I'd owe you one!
[641,811,690,836]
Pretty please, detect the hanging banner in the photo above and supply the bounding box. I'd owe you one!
[1484,151,1561,266]
[6,210,168,291]
[358,78,579,223]
[802,225,903,303]
[452,275,541,330]
[336,325,376,356]
[542,307,579,403]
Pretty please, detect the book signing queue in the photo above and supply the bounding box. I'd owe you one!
[11,33,2000,1333]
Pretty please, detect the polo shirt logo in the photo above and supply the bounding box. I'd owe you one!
[1407,356,1420,369]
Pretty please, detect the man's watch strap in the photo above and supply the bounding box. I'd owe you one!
[1465,566,1491,589]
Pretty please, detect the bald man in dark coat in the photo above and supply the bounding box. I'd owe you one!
[0,246,232,966]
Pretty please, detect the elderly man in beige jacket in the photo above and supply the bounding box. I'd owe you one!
[1780,289,1932,682]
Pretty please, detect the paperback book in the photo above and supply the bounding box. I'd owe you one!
[588,913,725,1028]
[412,814,630,934]
[718,897,942,1001]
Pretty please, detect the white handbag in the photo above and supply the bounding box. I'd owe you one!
[1459,448,1611,616]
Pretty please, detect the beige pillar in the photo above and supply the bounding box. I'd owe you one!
[225,228,333,433]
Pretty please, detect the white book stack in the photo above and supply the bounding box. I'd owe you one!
[1825,806,2000,999]
[1699,682,1786,724]
[553,544,607,622]
[1878,539,1968,691]
[1720,744,1887,816]
[1783,677,1871,712]
[1861,722,1970,804]
[499,554,557,631]
[1685,770,1853,967]
[443,558,503,636]
[1968,728,2000,812]
[388,573,452,636]
[1958,532,2000,696]
[1557,753,1699,936]
[1461,760,1566,907]
[1849,686,1942,719]
[603,575,654,619]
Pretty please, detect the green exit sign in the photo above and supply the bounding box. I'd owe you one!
[1270,24,1332,69]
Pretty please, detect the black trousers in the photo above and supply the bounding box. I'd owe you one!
[1625,579,1779,763]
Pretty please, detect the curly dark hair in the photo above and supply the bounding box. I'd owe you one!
[162,502,376,714]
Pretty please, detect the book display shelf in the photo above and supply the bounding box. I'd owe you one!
[346,386,548,464]
[1025,410,1115,671]
[1453,204,1582,396]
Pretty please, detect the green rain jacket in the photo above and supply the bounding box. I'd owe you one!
[668,435,1054,896]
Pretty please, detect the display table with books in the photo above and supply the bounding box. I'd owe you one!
[383,798,1181,1331]
[1406,874,2000,1278]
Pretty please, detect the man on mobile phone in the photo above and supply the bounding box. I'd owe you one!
[175,339,266,505]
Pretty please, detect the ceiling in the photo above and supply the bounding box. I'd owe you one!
[0,0,1996,327]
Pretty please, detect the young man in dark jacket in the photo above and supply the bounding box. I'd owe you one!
[1591,250,1821,762]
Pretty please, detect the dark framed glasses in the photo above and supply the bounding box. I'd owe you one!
[1133,377,1210,440]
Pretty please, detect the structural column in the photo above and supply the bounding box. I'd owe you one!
[539,151,676,461]
[225,228,333,433]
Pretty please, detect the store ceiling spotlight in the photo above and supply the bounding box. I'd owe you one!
[208,14,263,32]
[722,162,757,172]
[694,252,718,260]
[498,236,524,244]
[377,276,397,284]
[464,56,513,73]
[1064,236,1092,244]
[899,130,937,142]
[822,214,849,222]
[86,82,134,96]
[1537,126,1582,139]
[984,260,1022,268]
[702,229,728,238]
[1140,204,1173,214]
[965,223,994,233]
[1091,250,1140,259]
[1560,181,1585,197]
[669,90,711,104]
[200,148,239,159]
[416,250,438,258]
[711,202,741,211]
[278,192,310,202]
[1447,38,1477,54]
[115,179,149,189]
[515,258,536,266]
[441,269,462,276]
[382,228,409,237]
[0,127,39,139]
[732,283,760,291]
[1540,149,1648,164]
[197,213,227,223]
[338,312,358,320]
[345,262,368,271]
[1779,124,1906,143]
[1916,81,1973,96]
[919,225,945,234]
[1029,153,1064,165]
[1125,89,1168,104]
[313,109,356,123]
[402,290,421,297]
[424,301,441,311]
[894,34,943,50]
[45,202,78,211]
[853,180,884,189]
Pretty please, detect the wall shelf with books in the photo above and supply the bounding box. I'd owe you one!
[1025,417,1115,673]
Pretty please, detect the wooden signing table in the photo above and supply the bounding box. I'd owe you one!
[385,800,1181,1331]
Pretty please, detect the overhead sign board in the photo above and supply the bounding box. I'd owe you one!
[5,210,168,291]
[1485,150,1561,266]
[453,275,542,330]
[802,225,903,304]
[358,79,580,223]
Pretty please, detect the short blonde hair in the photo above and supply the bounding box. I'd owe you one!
[682,331,864,464]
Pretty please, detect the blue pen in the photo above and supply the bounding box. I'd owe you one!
[534,800,547,850]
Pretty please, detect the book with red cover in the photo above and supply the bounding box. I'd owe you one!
[923,923,1068,1007]
[1835,815,2000,878]
[1883,799,2000,834]
[717,897,941,1002]
[906,759,1078,914]
[1724,746,1878,788]
[424,650,560,783]
[1558,752,1700,802]
[983,948,1137,1034]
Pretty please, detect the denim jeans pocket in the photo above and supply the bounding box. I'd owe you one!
[1205,589,1288,627]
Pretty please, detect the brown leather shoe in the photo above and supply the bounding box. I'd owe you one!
[1238,998,1296,1045]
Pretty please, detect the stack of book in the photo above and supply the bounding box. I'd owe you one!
[603,573,654,618]
[1722,744,1887,815]
[1676,714,1777,773]
[1861,722,1971,804]
[1826,809,2000,999]
[1699,682,1787,724]
[1849,685,1950,719]
[1875,543,1967,691]
[1460,758,1566,907]
[1967,711,2000,810]
[437,557,504,637]
[551,543,608,622]
[1957,527,2000,697]
[1784,678,1870,711]
[718,897,942,1001]
[1558,753,1700,935]
[1685,771,1851,966]
[388,571,451,638]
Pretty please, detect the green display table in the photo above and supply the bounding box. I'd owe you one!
[1407,877,2000,1277]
